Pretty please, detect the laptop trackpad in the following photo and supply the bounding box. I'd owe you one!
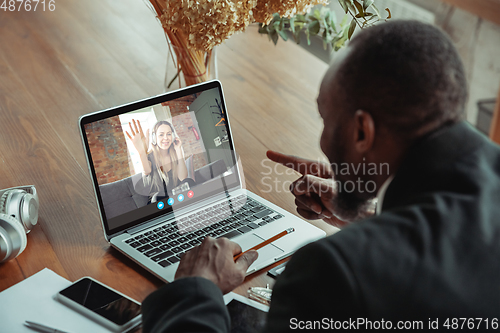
[237,233,284,272]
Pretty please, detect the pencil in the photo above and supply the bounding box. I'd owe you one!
[234,228,295,261]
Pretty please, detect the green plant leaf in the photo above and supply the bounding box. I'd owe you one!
[361,14,379,27]
[293,29,301,44]
[289,17,295,34]
[345,0,357,13]
[295,14,307,23]
[333,32,347,51]
[314,9,321,20]
[385,8,392,19]
[304,28,311,45]
[280,17,286,30]
[340,13,350,27]
[356,12,374,18]
[295,22,305,31]
[279,30,289,41]
[324,8,330,18]
[321,14,328,27]
[353,0,364,15]
[323,26,331,40]
[277,26,288,41]
[308,20,320,35]
[338,0,348,13]
[270,30,279,45]
[320,6,329,17]
[330,11,338,33]
[363,0,374,10]
[324,9,337,32]
[308,15,319,23]
[322,30,330,50]
[371,3,381,18]
[272,21,281,36]
[348,18,356,39]
[259,2,388,50]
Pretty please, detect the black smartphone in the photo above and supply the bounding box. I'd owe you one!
[56,277,142,332]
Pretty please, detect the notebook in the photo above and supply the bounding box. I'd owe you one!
[79,80,326,282]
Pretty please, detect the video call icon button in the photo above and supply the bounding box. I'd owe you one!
[178,194,184,202]
[157,201,165,209]
[187,190,194,198]
[167,198,174,206]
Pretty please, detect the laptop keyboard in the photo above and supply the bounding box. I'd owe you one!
[123,195,284,268]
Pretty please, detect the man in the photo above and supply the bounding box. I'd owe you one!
[142,20,500,332]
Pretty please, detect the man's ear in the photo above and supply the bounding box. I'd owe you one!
[353,110,375,153]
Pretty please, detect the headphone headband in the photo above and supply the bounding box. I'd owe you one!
[0,185,37,200]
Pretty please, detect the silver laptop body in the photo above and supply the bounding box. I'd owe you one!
[79,80,325,282]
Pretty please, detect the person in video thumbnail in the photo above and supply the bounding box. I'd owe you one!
[126,119,195,203]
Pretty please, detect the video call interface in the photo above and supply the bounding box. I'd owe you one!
[83,87,239,233]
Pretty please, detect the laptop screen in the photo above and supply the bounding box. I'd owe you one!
[79,81,240,236]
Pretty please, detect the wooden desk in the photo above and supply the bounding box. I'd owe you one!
[0,0,336,303]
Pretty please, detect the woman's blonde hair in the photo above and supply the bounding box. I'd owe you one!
[149,120,179,192]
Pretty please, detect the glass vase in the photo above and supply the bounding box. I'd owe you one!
[164,44,218,92]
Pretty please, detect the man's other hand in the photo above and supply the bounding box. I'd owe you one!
[266,150,348,227]
[175,237,259,294]
[266,150,333,178]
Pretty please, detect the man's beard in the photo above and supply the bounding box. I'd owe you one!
[331,127,377,221]
[334,181,375,221]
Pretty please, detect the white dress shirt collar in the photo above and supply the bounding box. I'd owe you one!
[376,175,395,215]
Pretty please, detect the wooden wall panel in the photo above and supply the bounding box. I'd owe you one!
[440,0,500,25]
[490,89,500,144]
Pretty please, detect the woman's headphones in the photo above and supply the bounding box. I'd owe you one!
[151,123,176,146]
[0,185,39,263]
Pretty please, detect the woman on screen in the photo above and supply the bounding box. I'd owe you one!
[125,119,194,203]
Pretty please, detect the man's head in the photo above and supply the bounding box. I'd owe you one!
[318,20,468,214]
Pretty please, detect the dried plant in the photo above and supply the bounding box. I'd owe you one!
[145,0,391,87]
[149,0,329,53]
[253,0,329,26]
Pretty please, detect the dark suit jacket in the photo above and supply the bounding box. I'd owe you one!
[142,121,500,332]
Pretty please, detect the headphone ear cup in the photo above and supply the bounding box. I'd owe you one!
[2,189,37,232]
[0,213,27,263]
[20,193,38,231]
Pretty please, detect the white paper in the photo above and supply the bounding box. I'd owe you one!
[223,292,269,312]
[0,268,113,333]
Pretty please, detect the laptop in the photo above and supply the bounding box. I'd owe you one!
[79,80,326,282]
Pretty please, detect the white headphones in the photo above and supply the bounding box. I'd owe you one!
[0,185,39,263]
